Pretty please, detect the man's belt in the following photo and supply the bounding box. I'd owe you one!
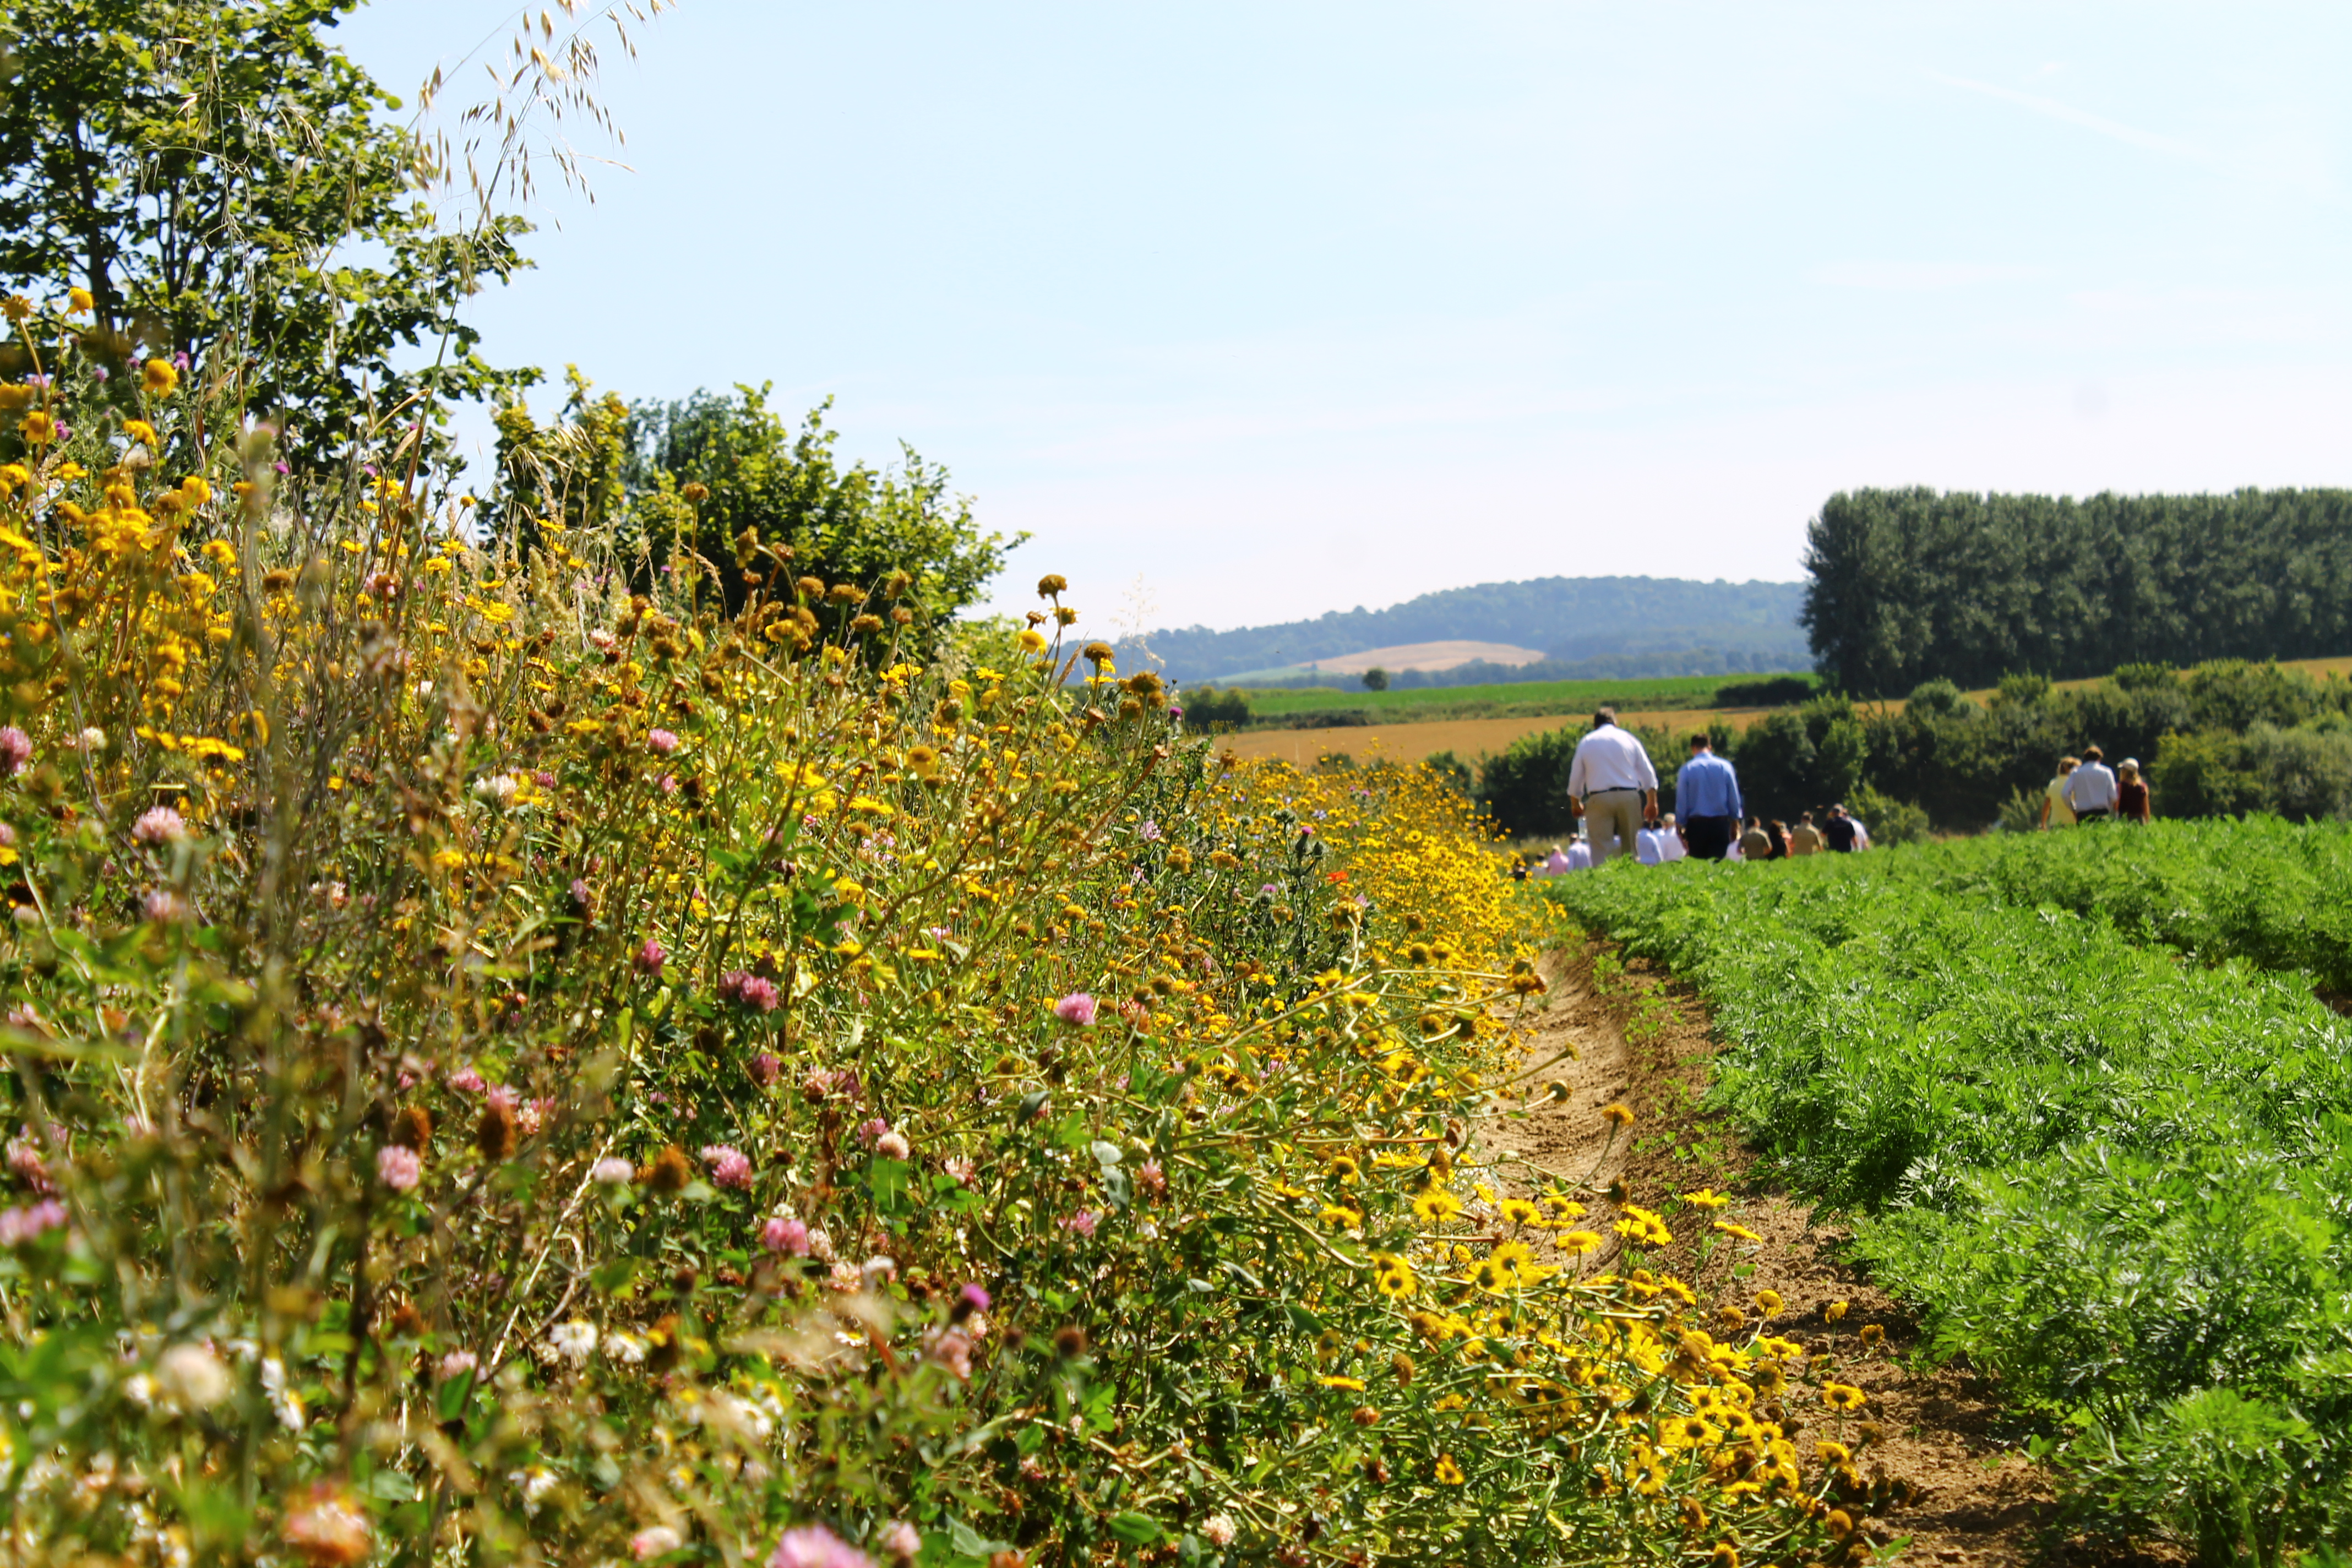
[1588,786,1642,794]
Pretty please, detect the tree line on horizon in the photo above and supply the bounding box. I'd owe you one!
[1802,486,2352,696]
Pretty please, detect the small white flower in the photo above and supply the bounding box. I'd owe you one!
[546,1320,597,1363]
[1201,1513,1238,1547]
[153,1344,230,1411]
[605,1331,646,1365]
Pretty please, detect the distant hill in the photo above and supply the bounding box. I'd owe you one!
[1124,576,1809,685]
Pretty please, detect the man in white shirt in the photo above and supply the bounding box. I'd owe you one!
[1635,820,1667,865]
[1565,835,1592,872]
[2065,745,2120,821]
[1658,812,1688,862]
[1565,708,1659,867]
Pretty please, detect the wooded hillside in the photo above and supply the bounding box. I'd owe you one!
[1133,576,1807,682]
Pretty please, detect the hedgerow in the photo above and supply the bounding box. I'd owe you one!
[0,289,1888,1568]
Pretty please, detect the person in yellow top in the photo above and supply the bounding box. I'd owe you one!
[2040,755,2079,829]
[1788,811,1823,855]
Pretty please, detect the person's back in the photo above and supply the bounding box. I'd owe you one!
[1659,813,1688,861]
[1567,709,1659,866]
[1565,840,1592,872]
[2044,756,2079,829]
[1538,846,1572,876]
[2066,748,2120,820]
[1822,809,1858,852]
[2117,759,2150,824]
[1635,824,1665,865]
[1789,815,1822,855]
[1674,734,1744,861]
[1738,818,1772,861]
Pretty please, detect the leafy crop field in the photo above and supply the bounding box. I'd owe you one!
[1541,830,2352,1561]
[1834,816,2352,994]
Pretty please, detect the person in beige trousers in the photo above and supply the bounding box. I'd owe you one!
[1566,707,1659,867]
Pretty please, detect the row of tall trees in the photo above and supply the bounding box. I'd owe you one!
[1802,487,2352,696]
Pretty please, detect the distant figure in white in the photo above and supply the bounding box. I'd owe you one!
[1566,707,1659,868]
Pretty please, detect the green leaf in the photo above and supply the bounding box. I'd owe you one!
[1108,1512,1163,1545]
[947,1517,1012,1558]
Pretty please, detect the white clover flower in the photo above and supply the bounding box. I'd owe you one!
[153,1344,230,1411]
[605,1331,646,1365]
[546,1320,598,1363]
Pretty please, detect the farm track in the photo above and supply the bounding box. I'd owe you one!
[1482,943,2187,1568]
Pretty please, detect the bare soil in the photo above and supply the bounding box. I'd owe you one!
[1477,941,2190,1568]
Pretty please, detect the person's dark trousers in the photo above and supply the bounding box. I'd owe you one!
[1685,815,1736,861]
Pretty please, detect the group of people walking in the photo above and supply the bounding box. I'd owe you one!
[1518,708,1871,875]
[2039,747,2152,826]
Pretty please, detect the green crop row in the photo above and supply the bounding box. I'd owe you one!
[1540,851,2352,1564]
[1846,818,2352,995]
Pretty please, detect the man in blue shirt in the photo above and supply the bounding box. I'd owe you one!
[1674,733,1744,861]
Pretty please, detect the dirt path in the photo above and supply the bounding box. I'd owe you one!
[1478,942,2187,1568]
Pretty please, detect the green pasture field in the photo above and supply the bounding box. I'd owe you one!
[1206,671,1811,723]
[1540,824,2352,1561]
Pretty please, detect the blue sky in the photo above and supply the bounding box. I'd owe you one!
[340,2,2352,638]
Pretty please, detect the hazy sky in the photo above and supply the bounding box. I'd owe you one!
[340,3,2352,636]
